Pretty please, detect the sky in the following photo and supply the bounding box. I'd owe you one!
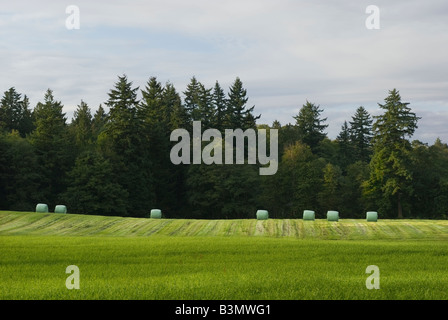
[1,0,447,143]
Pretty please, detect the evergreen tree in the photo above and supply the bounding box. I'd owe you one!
[226,77,260,130]
[183,76,202,124]
[139,77,179,216]
[30,89,73,206]
[0,87,34,137]
[71,100,93,152]
[293,101,328,152]
[164,82,189,214]
[92,104,108,139]
[0,131,42,211]
[365,89,420,218]
[197,83,214,129]
[101,75,154,216]
[212,81,227,131]
[165,82,188,131]
[139,77,165,124]
[336,121,354,170]
[62,151,128,216]
[349,106,373,163]
[410,139,448,218]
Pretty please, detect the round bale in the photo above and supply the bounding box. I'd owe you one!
[327,211,339,221]
[303,210,315,221]
[36,203,49,213]
[366,211,378,222]
[150,209,162,219]
[256,210,269,220]
[54,205,67,214]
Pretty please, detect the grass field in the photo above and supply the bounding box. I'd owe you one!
[1,211,448,300]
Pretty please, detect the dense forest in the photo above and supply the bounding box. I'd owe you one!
[1,75,447,219]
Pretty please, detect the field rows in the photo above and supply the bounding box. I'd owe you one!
[1,211,447,240]
[1,211,448,300]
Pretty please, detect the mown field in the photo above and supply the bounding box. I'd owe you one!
[0,211,447,300]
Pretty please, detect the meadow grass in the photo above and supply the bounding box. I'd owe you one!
[0,211,447,300]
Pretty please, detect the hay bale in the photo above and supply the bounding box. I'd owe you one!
[256,210,269,220]
[303,210,315,221]
[150,209,162,219]
[36,203,48,213]
[327,211,339,221]
[366,211,378,222]
[54,205,67,214]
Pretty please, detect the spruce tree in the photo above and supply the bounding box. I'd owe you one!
[71,100,93,152]
[0,87,34,137]
[226,77,260,130]
[92,105,108,139]
[349,106,373,163]
[212,81,227,131]
[365,89,420,218]
[183,76,201,124]
[101,75,154,216]
[165,82,187,131]
[197,83,214,129]
[293,101,328,152]
[30,89,72,206]
[139,77,179,216]
[336,121,353,170]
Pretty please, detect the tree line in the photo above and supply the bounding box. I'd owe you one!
[0,75,447,219]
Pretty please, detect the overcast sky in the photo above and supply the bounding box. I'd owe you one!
[1,0,447,143]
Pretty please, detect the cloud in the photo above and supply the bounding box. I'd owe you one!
[1,0,447,143]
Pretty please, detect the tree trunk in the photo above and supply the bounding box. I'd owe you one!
[397,193,403,219]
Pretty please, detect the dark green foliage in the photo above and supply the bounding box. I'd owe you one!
[212,81,227,131]
[92,105,108,139]
[318,163,343,212]
[226,77,260,130]
[336,121,354,170]
[293,101,328,153]
[0,88,34,137]
[30,89,74,207]
[365,89,420,218]
[0,79,446,220]
[0,131,42,211]
[186,163,259,219]
[349,106,373,163]
[70,100,93,152]
[100,75,155,217]
[139,77,182,217]
[274,141,325,218]
[62,152,128,216]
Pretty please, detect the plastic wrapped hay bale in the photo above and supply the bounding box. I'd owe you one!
[303,210,315,221]
[366,211,378,222]
[150,209,162,219]
[54,205,67,214]
[256,210,269,220]
[36,203,49,213]
[327,211,339,221]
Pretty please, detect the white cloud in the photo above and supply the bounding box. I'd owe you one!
[1,0,447,143]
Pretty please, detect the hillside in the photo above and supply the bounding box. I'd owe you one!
[0,211,447,240]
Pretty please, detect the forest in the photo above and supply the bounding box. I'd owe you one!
[1,75,447,219]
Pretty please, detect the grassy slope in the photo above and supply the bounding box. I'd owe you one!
[1,211,448,300]
[0,211,447,239]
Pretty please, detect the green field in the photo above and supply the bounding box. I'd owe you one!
[1,211,448,300]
